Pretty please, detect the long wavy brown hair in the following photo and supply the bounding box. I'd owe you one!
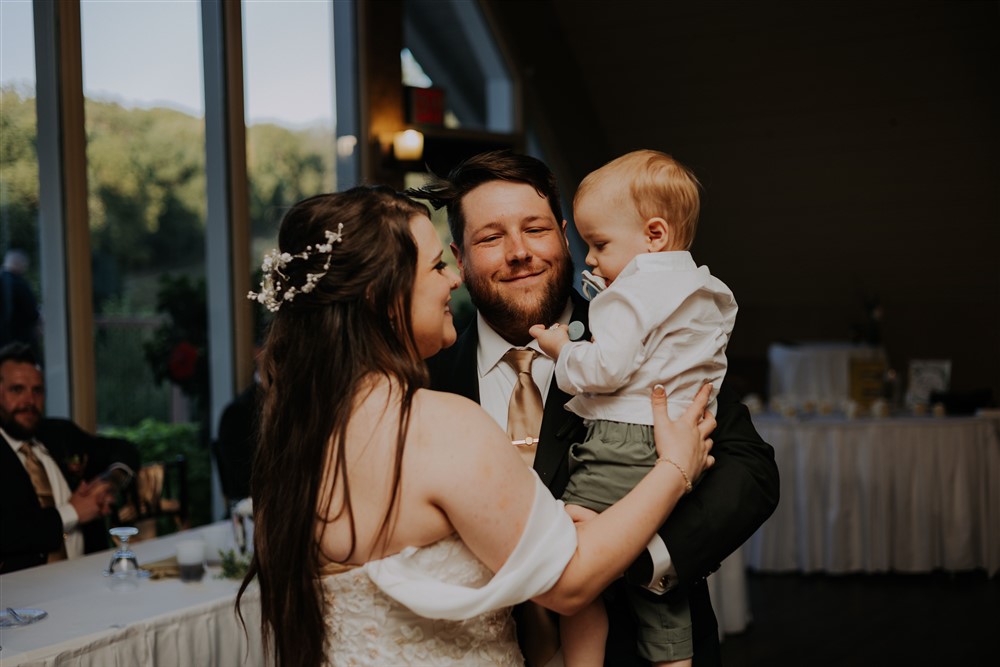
[236,186,431,666]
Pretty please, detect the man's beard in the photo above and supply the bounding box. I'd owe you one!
[0,408,40,441]
[464,249,575,346]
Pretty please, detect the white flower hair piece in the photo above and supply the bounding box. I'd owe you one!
[248,223,345,312]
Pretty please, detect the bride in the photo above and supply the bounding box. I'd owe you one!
[237,186,715,666]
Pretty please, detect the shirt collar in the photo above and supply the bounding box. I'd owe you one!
[0,426,45,456]
[618,250,696,280]
[475,301,574,377]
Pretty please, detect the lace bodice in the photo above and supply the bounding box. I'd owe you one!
[322,535,524,666]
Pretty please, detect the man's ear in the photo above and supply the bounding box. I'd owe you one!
[561,220,570,250]
[645,217,670,252]
[450,242,464,272]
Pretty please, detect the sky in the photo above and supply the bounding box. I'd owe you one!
[0,0,336,128]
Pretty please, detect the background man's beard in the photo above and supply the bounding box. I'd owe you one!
[0,410,39,441]
[465,253,575,346]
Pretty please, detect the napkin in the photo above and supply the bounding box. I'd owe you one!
[143,555,181,579]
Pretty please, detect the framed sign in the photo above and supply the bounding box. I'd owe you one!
[905,359,951,408]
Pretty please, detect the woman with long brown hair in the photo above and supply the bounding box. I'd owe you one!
[238,185,714,666]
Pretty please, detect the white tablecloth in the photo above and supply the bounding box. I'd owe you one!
[707,549,749,637]
[768,342,885,403]
[0,523,264,666]
[744,414,1000,575]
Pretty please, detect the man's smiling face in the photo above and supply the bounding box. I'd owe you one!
[453,180,574,345]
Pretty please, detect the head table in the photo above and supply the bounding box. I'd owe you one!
[0,522,264,667]
[1,522,755,664]
[744,413,1000,575]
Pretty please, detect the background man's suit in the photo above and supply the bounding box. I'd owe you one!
[0,418,140,574]
[427,290,779,667]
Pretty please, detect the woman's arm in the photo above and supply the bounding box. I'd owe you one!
[420,383,715,616]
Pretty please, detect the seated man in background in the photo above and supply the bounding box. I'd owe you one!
[0,342,140,573]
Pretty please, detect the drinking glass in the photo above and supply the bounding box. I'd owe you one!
[104,526,149,590]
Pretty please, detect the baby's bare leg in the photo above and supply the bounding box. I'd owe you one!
[560,504,605,666]
[560,597,608,667]
[653,659,692,667]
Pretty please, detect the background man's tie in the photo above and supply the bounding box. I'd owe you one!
[22,442,68,561]
[502,348,559,666]
[503,348,544,468]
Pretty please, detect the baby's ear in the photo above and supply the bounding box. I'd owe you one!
[645,217,670,252]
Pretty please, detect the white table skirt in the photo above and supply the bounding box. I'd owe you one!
[744,415,1000,575]
[0,523,264,666]
[707,548,750,637]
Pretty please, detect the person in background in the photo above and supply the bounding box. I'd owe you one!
[0,249,41,355]
[530,150,737,667]
[412,150,778,667]
[0,342,140,574]
[215,344,263,502]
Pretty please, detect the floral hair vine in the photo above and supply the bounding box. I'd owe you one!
[248,223,345,312]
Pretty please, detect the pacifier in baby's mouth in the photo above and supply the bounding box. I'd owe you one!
[580,270,607,301]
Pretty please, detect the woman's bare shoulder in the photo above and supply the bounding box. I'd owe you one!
[411,389,508,451]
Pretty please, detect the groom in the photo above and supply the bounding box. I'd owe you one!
[417,151,778,667]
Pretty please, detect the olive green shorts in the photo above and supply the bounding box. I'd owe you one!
[561,419,656,512]
[563,419,693,662]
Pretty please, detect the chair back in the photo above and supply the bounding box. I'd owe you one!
[116,456,189,536]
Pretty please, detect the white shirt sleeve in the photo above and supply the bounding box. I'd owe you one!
[644,534,678,594]
[57,502,80,532]
[555,287,653,395]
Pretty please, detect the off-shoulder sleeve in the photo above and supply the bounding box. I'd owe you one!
[363,472,577,620]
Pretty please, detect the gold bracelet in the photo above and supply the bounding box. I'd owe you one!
[656,457,693,494]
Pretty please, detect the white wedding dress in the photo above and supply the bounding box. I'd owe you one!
[320,474,578,666]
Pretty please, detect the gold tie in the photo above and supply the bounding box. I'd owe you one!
[502,349,559,666]
[502,348,544,467]
[22,442,68,562]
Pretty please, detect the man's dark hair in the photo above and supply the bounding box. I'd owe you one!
[406,150,563,249]
[0,341,38,368]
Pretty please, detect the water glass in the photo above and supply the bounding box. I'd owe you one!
[176,539,205,583]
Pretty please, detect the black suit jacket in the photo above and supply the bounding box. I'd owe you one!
[426,290,780,667]
[0,418,140,574]
[215,383,262,501]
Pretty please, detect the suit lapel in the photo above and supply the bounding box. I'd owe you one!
[428,321,481,402]
[0,437,43,504]
[451,325,481,403]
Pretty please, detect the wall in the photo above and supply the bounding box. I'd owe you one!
[490,0,999,401]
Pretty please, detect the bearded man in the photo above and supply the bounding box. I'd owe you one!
[414,150,779,667]
[0,342,139,573]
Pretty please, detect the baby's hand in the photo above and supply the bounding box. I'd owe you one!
[564,504,599,524]
[529,323,570,358]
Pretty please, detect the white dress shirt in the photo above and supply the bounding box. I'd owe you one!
[556,251,737,424]
[2,427,84,558]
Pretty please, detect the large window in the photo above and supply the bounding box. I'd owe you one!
[80,1,207,427]
[0,1,42,356]
[242,0,337,298]
[9,0,521,523]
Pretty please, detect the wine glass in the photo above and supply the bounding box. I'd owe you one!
[104,526,149,590]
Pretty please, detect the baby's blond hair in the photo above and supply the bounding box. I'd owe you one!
[575,149,701,250]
